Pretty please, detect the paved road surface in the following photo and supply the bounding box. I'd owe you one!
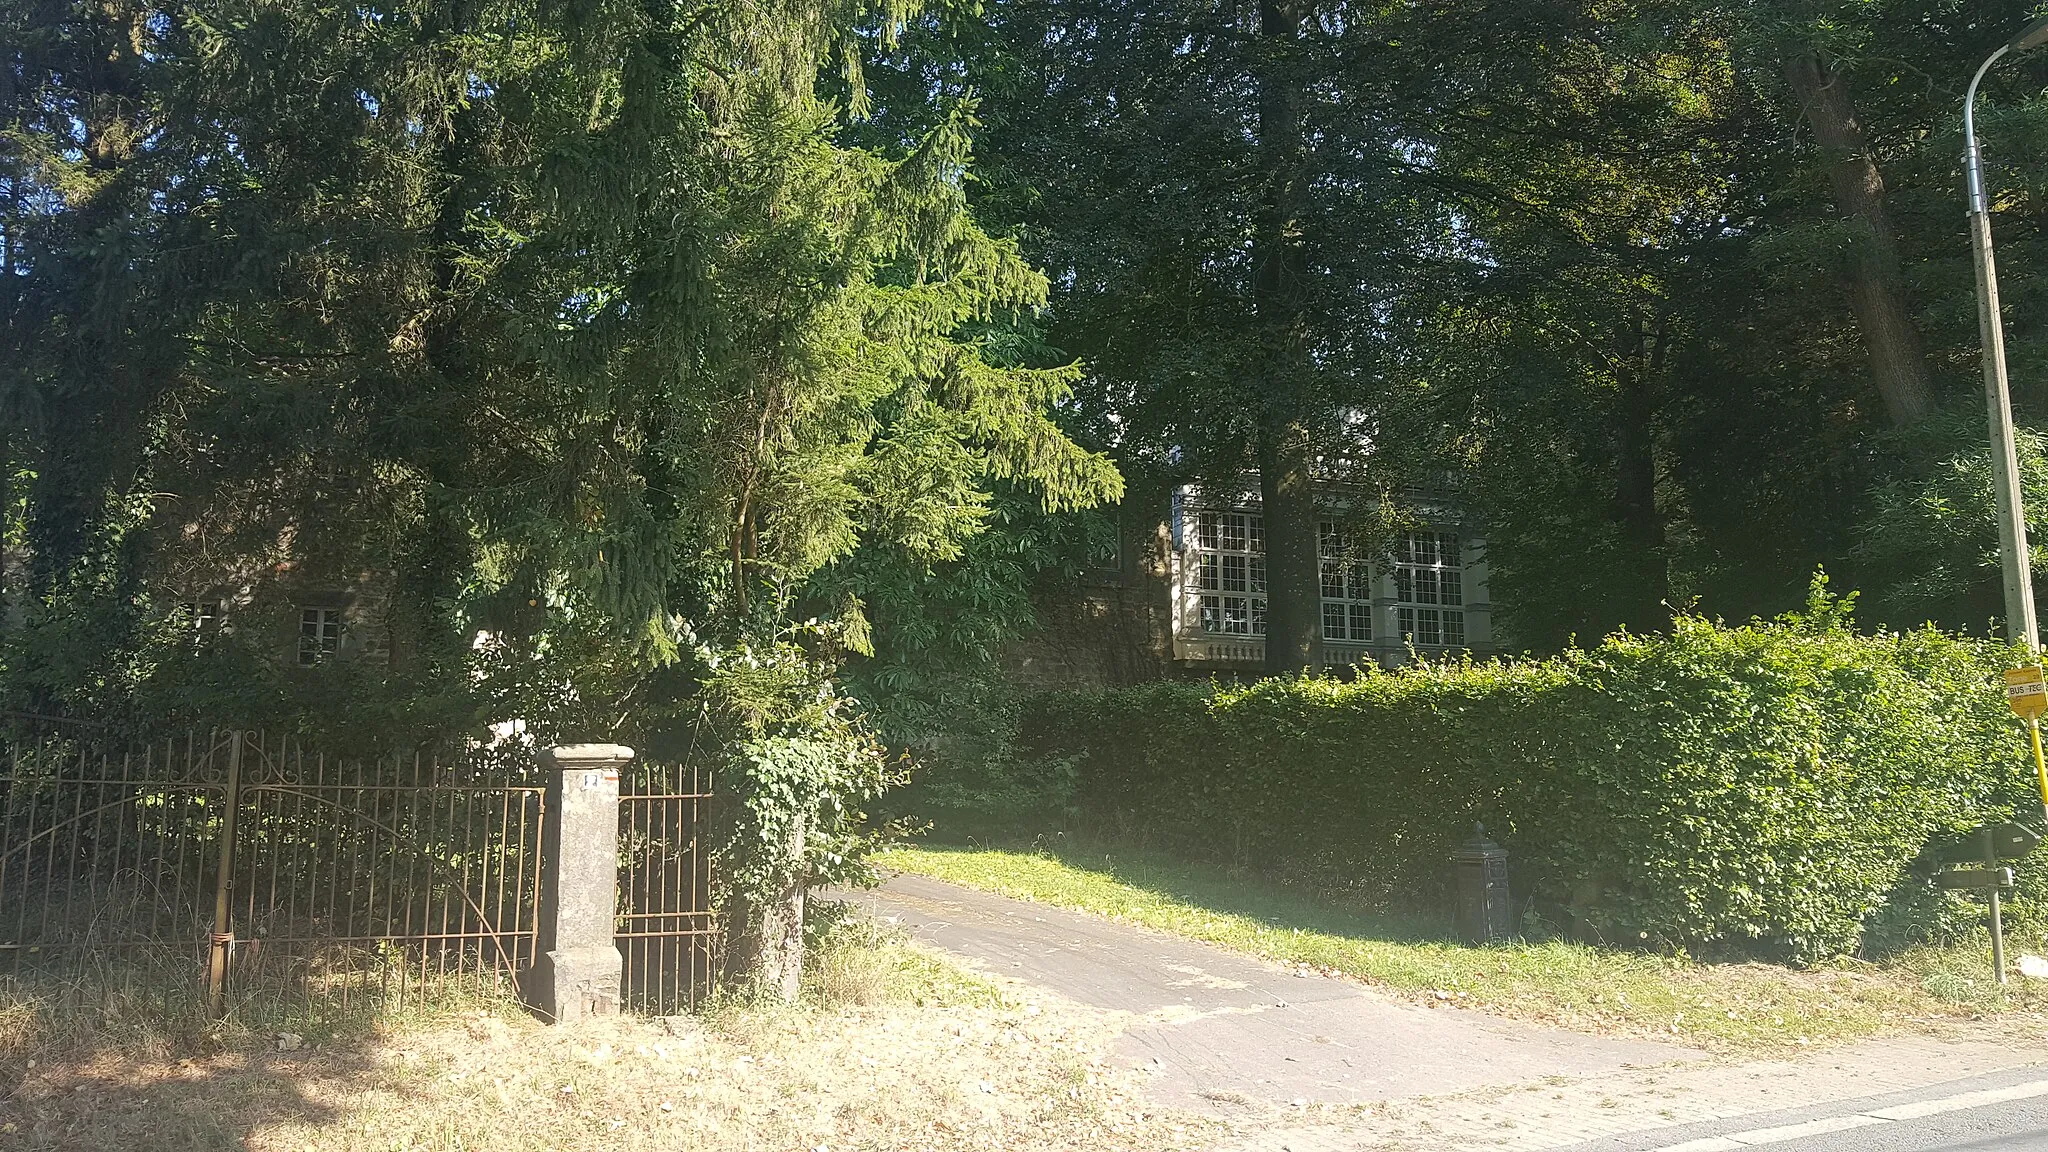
[845,873,1697,1112]
[1567,1067,2048,1151]
[848,874,2048,1150]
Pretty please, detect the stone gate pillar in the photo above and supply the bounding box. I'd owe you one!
[526,743,631,1023]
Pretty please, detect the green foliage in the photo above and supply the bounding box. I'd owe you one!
[2,0,1127,992]
[0,0,1120,698]
[1022,577,2037,964]
[901,0,2048,647]
[1856,411,2048,632]
[699,634,907,910]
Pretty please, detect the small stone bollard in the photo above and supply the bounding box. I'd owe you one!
[526,743,632,1023]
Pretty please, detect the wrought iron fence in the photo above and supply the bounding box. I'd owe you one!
[0,725,717,1021]
[0,728,547,1021]
[0,730,227,973]
[221,733,546,1020]
[617,758,716,1014]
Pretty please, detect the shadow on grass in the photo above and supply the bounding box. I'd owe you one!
[0,955,512,1152]
[1,1037,349,1151]
[920,826,1471,950]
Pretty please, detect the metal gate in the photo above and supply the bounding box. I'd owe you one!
[0,727,545,1021]
[220,732,546,1019]
[616,758,716,1013]
[0,725,716,1019]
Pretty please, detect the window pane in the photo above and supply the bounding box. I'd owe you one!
[1222,598,1249,634]
[1347,563,1370,600]
[1197,512,1219,551]
[1199,554,1219,591]
[299,608,336,666]
[1250,555,1266,594]
[1412,568,1440,604]
[1416,608,1441,645]
[1441,568,1463,606]
[185,601,219,633]
[1321,559,1344,599]
[1319,521,1340,552]
[1438,533,1459,565]
[1251,598,1267,636]
[1249,516,1265,554]
[1323,602,1347,639]
[1442,611,1465,646]
[1221,554,1247,592]
[1398,606,1415,639]
[1201,595,1223,633]
[1395,568,1413,601]
[1351,603,1373,640]
[1221,514,1247,552]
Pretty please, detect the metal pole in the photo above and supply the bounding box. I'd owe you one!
[1983,823,2009,985]
[1992,885,2009,985]
[206,732,244,1017]
[2031,716,2048,829]
[1967,44,2041,653]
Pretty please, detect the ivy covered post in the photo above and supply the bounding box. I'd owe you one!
[708,639,904,1000]
[729,801,811,1001]
[528,743,631,1023]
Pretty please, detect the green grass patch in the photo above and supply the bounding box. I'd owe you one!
[878,842,2048,1052]
[799,912,1011,1011]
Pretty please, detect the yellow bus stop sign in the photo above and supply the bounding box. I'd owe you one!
[2008,666,2048,720]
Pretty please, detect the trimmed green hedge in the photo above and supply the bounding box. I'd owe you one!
[1020,586,2040,962]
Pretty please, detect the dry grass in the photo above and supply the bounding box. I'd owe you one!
[0,924,1214,1152]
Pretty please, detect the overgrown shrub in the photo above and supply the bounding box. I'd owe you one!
[1021,578,2041,963]
[699,635,908,998]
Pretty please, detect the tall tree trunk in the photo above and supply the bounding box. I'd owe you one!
[1260,420,1320,671]
[1255,0,1319,674]
[1784,50,1935,427]
[1614,320,1669,625]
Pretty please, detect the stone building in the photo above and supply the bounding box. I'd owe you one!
[156,512,395,670]
[1007,480,1493,689]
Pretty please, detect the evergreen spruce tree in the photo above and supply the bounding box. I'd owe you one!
[1,0,1120,992]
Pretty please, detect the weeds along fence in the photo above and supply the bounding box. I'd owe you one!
[0,723,715,1024]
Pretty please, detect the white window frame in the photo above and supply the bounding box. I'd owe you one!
[180,600,221,635]
[298,607,343,666]
[1318,521,1376,642]
[1189,509,1266,637]
[1395,531,1465,648]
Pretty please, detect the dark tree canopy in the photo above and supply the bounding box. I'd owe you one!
[868,0,2048,650]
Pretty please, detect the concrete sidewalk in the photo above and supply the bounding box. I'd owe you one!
[843,873,1699,1113]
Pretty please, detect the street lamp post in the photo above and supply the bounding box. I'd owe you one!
[1965,16,2048,653]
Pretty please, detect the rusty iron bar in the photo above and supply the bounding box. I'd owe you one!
[3,727,708,1020]
[206,732,244,1017]
[615,758,716,1015]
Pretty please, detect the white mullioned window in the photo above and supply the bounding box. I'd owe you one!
[179,600,220,634]
[1395,531,1464,647]
[298,607,343,665]
[1317,522,1374,641]
[1192,510,1265,636]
